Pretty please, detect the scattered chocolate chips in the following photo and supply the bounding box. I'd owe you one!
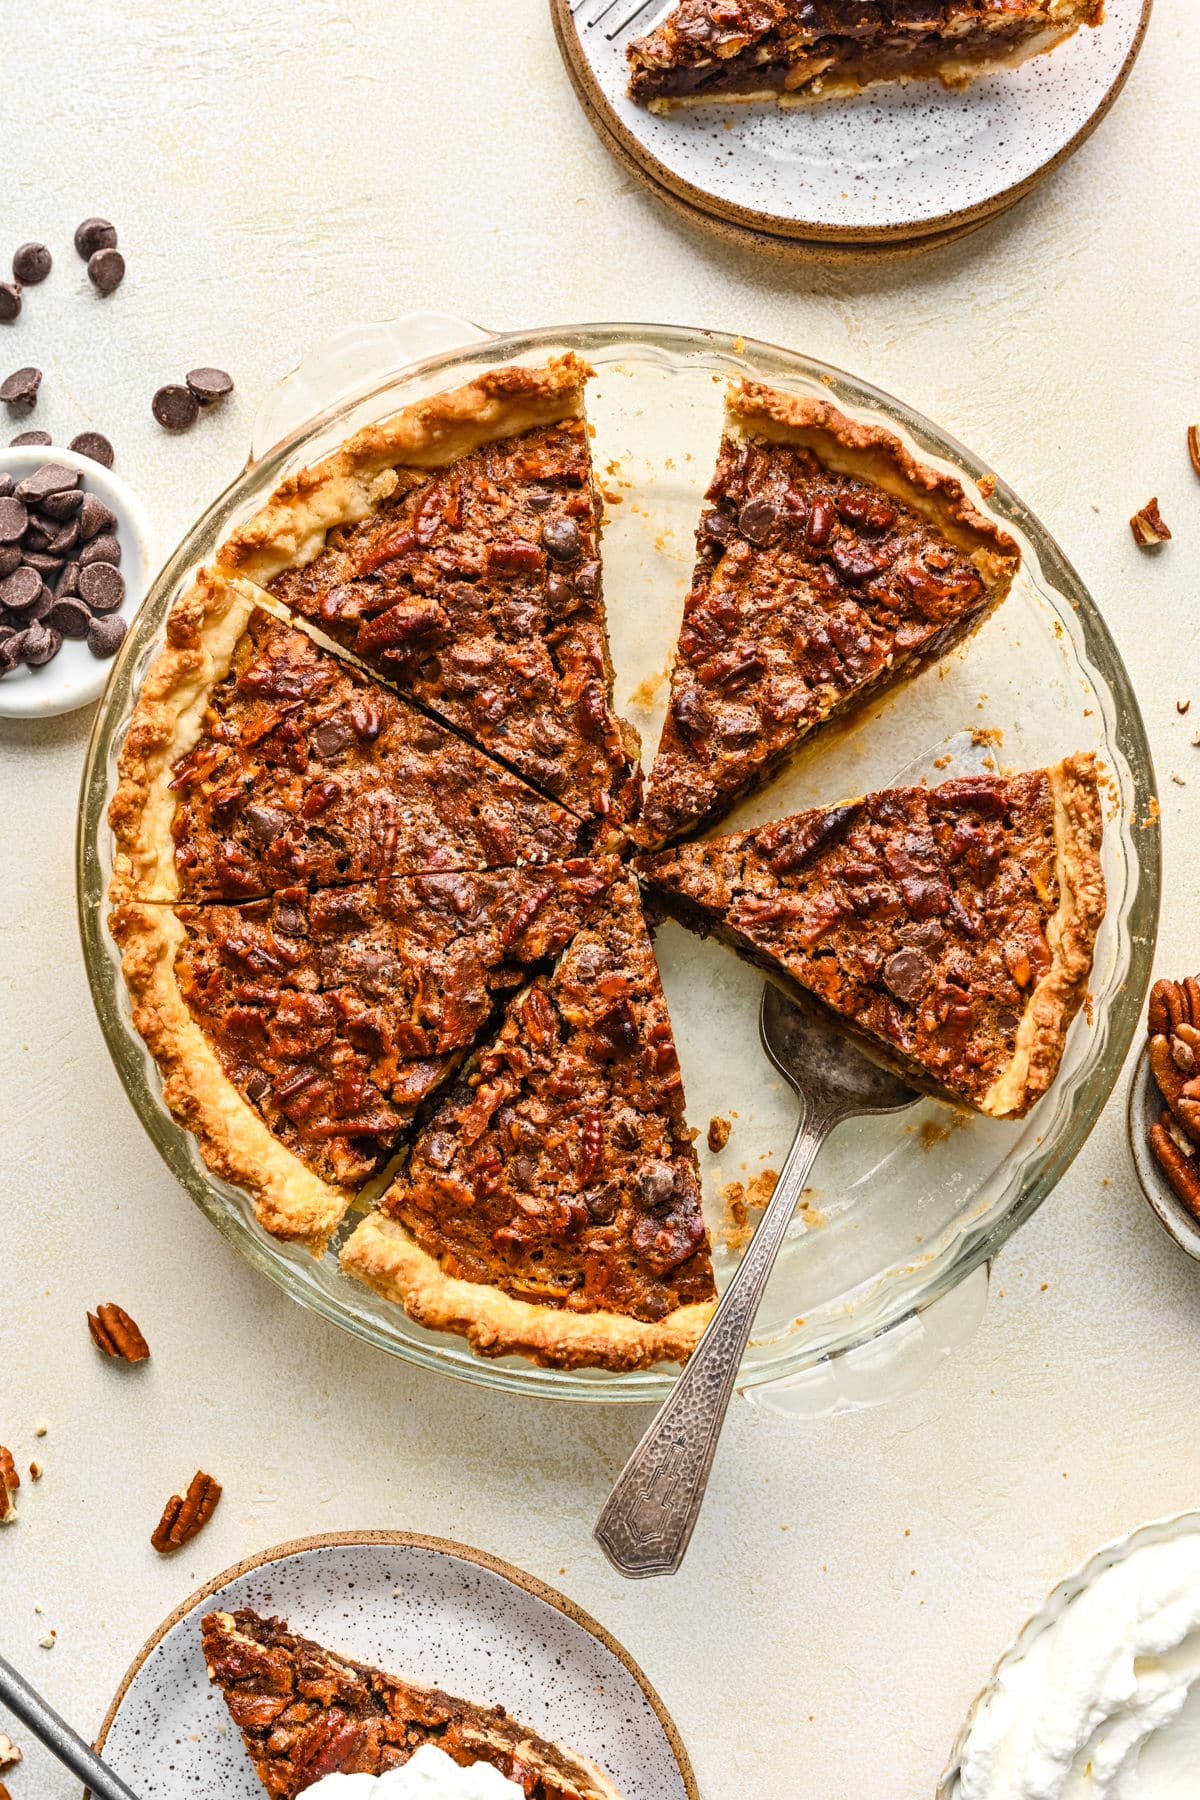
[882,946,933,1005]
[46,597,91,639]
[0,285,21,324]
[0,367,42,410]
[78,561,124,612]
[16,463,78,501]
[79,531,120,566]
[78,491,115,539]
[86,613,126,659]
[185,367,233,406]
[74,218,117,260]
[68,431,114,467]
[151,383,199,433]
[18,621,60,665]
[88,247,125,296]
[10,430,50,446]
[0,566,43,612]
[12,243,51,286]
[40,487,83,519]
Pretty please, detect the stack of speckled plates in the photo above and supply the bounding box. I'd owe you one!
[552,0,1152,263]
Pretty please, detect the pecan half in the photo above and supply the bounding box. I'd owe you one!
[1149,1110,1200,1219]
[87,1302,150,1362]
[0,1447,18,1524]
[1189,425,1200,480]
[1130,498,1171,548]
[151,1470,222,1553]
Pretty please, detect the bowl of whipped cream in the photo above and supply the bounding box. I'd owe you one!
[940,1510,1200,1800]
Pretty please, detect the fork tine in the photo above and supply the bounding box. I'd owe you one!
[603,0,662,37]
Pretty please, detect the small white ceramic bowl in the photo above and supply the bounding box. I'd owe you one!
[1127,1041,1200,1263]
[938,1509,1200,1798]
[0,444,153,720]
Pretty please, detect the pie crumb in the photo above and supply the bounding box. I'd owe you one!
[707,1114,732,1153]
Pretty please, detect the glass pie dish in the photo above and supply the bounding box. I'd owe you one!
[77,316,1159,1406]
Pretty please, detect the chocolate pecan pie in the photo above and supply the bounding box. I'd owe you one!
[109,571,584,906]
[638,757,1105,1117]
[217,356,641,837]
[342,875,716,1370]
[639,384,1020,847]
[628,2,1105,109]
[111,861,617,1246]
[202,1610,623,1800]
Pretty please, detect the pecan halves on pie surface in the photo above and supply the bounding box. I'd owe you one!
[87,1302,151,1362]
[1130,498,1171,547]
[0,1447,18,1524]
[152,1470,222,1552]
[1149,1111,1200,1220]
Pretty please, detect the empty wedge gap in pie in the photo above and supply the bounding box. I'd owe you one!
[107,356,1106,1372]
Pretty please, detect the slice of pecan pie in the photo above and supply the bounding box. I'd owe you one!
[628,2,1105,110]
[217,356,641,839]
[342,874,716,1370]
[639,383,1020,847]
[202,1609,623,1800]
[638,757,1105,1117]
[111,860,617,1251]
[109,570,585,906]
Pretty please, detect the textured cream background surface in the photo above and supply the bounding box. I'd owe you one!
[2,5,1199,1797]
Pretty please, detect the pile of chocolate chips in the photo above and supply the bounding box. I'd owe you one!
[0,462,126,675]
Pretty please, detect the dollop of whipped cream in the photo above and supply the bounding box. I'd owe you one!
[959,1526,1200,1800]
[301,1743,525,1800]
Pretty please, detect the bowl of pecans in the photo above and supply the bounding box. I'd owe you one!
[0,442,152,719]
[1128,980,1200,1262]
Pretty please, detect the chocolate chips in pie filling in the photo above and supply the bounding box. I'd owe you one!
[160,606,587,901]
[639,759,1105,1118]
[173,861,618,1191]
[364,874,715,1322]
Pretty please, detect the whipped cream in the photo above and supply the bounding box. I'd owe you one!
[959,1524,1200,1800]
[301,1743,525,1800]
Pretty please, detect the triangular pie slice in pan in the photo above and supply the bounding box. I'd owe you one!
[217,356,641,839]
[639,381,1020,847]
[201,1608,624,1800]
[342,874,717,1371]
[638,757,1105,1119]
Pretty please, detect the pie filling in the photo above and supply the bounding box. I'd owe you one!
[628,2,1103,105]
[172,862,618,1190]
[202,1609,621,1800]
[264,419,641,833]
[638,759,1105,1117]
[167,606,586,902]
[640,393,1018,848]
[361,876,716,1323]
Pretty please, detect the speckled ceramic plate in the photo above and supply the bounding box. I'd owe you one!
[553,0,1153,242]
[91,1533,697,1800]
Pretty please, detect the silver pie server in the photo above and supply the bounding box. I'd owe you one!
[0,1649,141,1800]
[595,980,919,1578]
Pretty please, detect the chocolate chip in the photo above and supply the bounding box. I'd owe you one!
[80,532,122,568]
[243,804,289,846]
[738,496,778,545]
[0,496,27,543]
[74,218,117,259]
[0,565,44,612]
[584,1179,621,1223]
[312,717,355,758]
[78,561,124,612]
[10,430,50,446]
[15,463,79,501]
[896,919,945,950]
[68,431,114,467]
[12,243,51,286]
[86,613,126,659]
[883,947,933,1005]
[39,487,83,520]
[702,508,736,543]
[0,473,12,498]
[22,514,54,550]
[45,519,80,557]
[46,597,91,639]
[635,1159,677,1212]
[245,1071,271,1103]
[18,620,60,666]
[0,366,41,410]
[53,559,79,599]
[28,584,53,621]
[78,491,115,539]
[573,558,599,599]
[544,571,576,617]
[185,367,233,406]
[0,285,22,324]
[0,545,20,576]
[0,633,19,674]
[87,247,125,295]
[542,517,582,563]
[22,551,63,579]
[152,384,198,433]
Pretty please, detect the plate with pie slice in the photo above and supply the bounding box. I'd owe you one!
[553,0,1153,242]
[79,317,1157,1402]
[91,1532,696,1799]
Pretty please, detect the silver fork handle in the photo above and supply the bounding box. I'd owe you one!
[0,1649,141,1800]
[594,1099,837,1578]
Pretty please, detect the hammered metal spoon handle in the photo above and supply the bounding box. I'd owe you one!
[594,1095,838,1578]
[0,1648,142,1800]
